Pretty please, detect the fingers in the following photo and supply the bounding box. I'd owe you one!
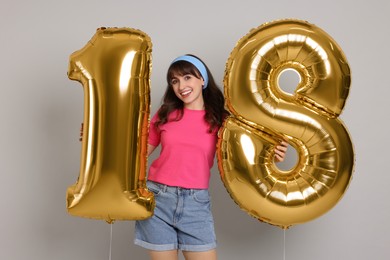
[274,150,285,162]
[274,140,288,162]
[277,141,288,150]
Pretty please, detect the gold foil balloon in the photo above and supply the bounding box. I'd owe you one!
[217,19,354,229]
[66,28,155,223]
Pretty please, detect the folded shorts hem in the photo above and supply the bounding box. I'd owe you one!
[134,239,217,252]
[180,242,217,252]
[134,239,177,251]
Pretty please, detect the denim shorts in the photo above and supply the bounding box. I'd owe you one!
[134,181,217,252]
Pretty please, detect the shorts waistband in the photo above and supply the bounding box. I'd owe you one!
[147,180,206,194]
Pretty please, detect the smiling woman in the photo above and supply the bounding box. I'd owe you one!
[170,73,205,110]
[133,54,228,260]
[133,54,287,260]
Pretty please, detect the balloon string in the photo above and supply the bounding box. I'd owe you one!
[283,229,286,260]
[109,224,113,260]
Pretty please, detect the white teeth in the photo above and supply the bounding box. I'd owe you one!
[181,90,192,96]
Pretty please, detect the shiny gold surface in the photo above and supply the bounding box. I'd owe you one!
[66,28,154,223]
[217,19,354,229]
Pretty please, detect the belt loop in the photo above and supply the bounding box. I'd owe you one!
[162,184,168,193]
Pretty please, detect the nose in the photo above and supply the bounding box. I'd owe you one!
[177,79,186,90]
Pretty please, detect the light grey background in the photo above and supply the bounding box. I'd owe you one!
[1,0,389,259]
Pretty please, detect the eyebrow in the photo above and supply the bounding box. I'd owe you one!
[171,73,192,79]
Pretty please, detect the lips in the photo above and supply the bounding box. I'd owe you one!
[180,89,193,98]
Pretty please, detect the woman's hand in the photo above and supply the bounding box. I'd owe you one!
[274,141,288,162]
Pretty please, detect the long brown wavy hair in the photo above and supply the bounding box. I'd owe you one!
[155,54,228,132]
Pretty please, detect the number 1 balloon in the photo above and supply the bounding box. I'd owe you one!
[217,19,355,229]
[66,28,155,223]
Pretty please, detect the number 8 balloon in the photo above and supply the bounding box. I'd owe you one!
[66,28,155,223]
[217,19,354,229]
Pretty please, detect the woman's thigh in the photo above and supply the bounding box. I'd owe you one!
[182,249,217,260]
[149,250,178,260]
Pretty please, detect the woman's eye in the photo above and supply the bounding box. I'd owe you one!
[184,75,191,80]
[171,79,178,85]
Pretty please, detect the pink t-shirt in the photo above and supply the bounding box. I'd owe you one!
[147,108,218,189]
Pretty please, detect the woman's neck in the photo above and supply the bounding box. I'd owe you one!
[184,101,205,110]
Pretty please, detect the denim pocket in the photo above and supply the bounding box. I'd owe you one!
[146,181,162,196]
[192,189,210,203]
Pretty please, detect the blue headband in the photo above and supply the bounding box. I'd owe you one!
[171,55,209,89]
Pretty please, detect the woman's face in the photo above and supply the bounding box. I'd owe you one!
[170,72,205,110]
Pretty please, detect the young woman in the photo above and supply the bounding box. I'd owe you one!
[133,54,288,260]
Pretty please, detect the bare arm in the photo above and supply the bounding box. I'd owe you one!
[147,144,157,156]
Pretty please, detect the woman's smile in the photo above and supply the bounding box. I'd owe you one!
[171,73,204,109]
